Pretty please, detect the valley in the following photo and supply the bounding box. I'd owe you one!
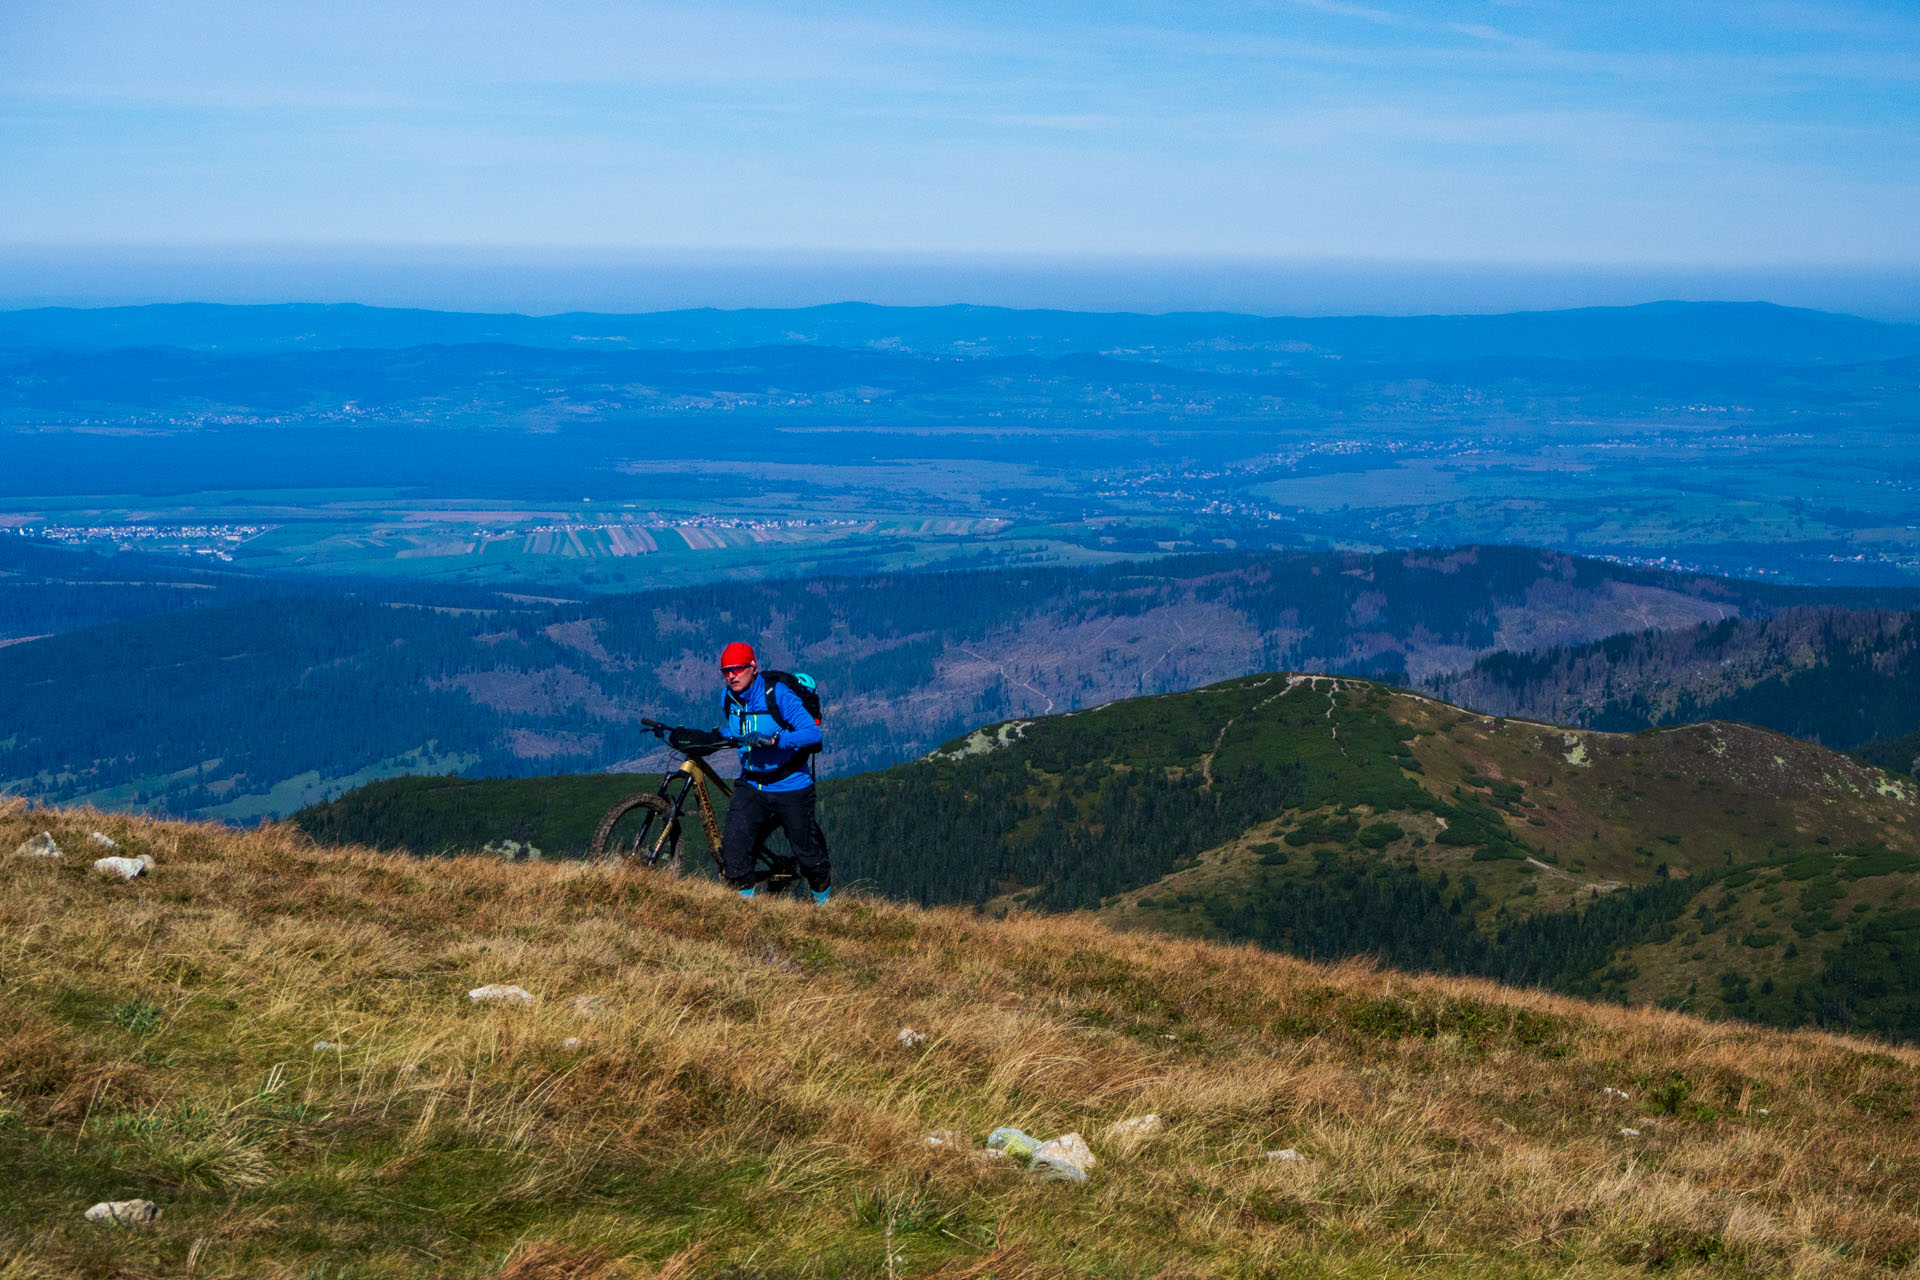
[6,301,1920,591]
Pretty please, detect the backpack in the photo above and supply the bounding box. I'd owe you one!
[760,670,822,736]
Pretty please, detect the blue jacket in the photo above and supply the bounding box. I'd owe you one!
[721,677,822,792]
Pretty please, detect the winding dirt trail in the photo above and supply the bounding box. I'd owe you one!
[1141,620,1189,680]
[1199,676,1301,789]
[957,646,1056,714]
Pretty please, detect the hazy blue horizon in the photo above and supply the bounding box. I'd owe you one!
[5,246,1919,322]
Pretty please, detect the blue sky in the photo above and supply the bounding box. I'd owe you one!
[2,1,1917,309]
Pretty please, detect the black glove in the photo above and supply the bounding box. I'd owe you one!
[740,730,779,749]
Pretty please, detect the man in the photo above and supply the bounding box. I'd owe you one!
[716,641,830,903]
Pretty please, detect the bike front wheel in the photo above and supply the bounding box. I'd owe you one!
[590,793,682,869]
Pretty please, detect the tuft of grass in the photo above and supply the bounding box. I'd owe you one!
[109,1000,162,1037]
[1,804,1918,1277]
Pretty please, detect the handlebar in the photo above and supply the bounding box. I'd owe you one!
[642,719,743,754]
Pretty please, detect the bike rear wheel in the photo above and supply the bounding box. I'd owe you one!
[591,793,682,868]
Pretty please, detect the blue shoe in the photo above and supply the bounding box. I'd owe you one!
[812,887,831,906]
[737,887,756,900]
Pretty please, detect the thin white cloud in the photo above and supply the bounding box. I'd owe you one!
[991,114,1117,132]
[1288,0,1404,27]
[1447,22,1524,45]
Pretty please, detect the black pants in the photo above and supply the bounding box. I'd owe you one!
[720,784,830,892]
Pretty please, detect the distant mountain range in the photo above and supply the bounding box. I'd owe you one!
[4,299,1918,364]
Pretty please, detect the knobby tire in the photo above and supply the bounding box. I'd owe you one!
[590,793,681,868]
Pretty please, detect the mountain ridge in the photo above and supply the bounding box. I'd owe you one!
[1434,607,1920,749]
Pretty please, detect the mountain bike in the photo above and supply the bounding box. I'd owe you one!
[589,718,804,893]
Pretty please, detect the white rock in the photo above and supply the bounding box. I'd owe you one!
[1047,1132,1096,1169]
[896,1027,927,1048]
[562,1037,582,1051]
[1265,1148,1305,1162]
[1104,1113,1163,1146]
[922,1129,961,1148]
[1756,1108,1771,1116]
[1602,1087,1630,1101]
[85,1199,159,1225]
[313,1040,343,1052]
[977,1148,1010,1161]
[92,855,150,880]
[1619,1127,1640,1137]
[1030,1133,1096,1182]
[467,984,535,1005]
[15,832,60,858]
[89,832,118,848]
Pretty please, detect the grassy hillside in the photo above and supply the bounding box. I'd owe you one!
[5,801,1920,1279]
[299,674,1920,1042]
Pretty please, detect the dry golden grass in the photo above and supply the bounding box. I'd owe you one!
[1,802,1918,1279]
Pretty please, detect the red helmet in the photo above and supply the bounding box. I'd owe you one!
[719,641,757,670]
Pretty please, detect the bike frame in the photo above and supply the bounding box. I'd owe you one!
[658,752,732,854]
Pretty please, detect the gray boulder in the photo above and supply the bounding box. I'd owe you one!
[14,832,60,858]
[468,984,536,1005]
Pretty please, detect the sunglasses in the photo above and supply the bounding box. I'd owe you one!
[721,663,755,673]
